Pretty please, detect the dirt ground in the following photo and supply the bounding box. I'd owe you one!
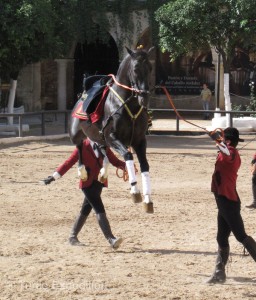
[1,134,256,300]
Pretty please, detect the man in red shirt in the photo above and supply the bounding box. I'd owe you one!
[43,138,126,249]
[208,127,256,284]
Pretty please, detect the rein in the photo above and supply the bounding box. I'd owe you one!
[161,85,256,151]
[116,160,138,182]
[116,168,129,182]
[160,86,208,132]
[160,85,227,147]
[108,73,149,95]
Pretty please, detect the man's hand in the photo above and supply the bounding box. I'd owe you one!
[209,129,230,156]
[43,176,55,185]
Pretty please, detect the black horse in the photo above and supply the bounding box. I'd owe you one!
[69,47,154,213]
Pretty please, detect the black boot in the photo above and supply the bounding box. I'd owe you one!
[207,246,230,284]
[246,176,256,208]
[96,213,123,250]
[69,213,88,246]
[242,236,256,261]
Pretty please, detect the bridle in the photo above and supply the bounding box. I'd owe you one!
[107,74,145,121]
[108,73,150,96]
[100,74,150,146]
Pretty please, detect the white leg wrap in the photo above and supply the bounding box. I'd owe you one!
[141,172,151,195]
[125,160,137,184]
[144,194,152,204]
[130,184,140,194]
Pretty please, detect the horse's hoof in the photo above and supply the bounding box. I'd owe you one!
[131,193,142,203]
[143,202,154,213]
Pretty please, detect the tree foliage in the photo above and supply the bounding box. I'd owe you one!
[0,0,166,81]
[155,0,256,72]
[0,1,68,79]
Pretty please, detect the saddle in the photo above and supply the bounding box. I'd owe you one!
[81,75,112,114]
[72,75,112,122]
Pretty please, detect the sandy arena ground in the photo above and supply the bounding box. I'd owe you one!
[1,134,256,300]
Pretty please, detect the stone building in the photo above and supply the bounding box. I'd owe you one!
[9,8,255,113]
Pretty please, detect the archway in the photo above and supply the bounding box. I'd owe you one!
[73,34,119,104]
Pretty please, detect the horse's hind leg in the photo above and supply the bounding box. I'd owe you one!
[79,120,110,182]
[133,139,153,213]
[105,133,142,203]
[97,146,110,183]
[76,142,88,181]
[69,118,88,181]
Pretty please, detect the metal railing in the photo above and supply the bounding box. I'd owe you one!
[0,110,70,137]
[0,108,255,137]
[149,108,256,132]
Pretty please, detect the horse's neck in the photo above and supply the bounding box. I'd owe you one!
[112,63,140,109]
[116,58,132,89]
[116,72,130,88]
[113,74,132,99]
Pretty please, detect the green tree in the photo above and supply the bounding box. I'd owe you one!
[0,0,165,81]
[0,0,76,122]
[0,0,110,121]
[1,1,70,80]
[155,0,256,116]
[0,0,165,121]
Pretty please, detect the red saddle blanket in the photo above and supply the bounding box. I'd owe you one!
[72,86,109,123]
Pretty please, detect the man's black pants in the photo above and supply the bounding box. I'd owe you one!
[80,180,105,216]
[215,194,247,247]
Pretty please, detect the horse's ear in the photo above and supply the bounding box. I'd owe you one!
[147,47,155,60]
[126,46,135,57]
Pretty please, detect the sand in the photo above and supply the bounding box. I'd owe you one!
[1,134,256,300]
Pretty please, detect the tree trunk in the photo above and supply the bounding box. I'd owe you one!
[224,73,231,127]
[7,79,17,125]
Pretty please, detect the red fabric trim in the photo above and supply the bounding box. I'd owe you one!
[90,86,109,123]
[72,101,89,120]
[72,86,109,122]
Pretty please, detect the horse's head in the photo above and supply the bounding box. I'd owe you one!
[125,47,154,107]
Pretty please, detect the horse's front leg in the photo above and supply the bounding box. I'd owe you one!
[133,139,154,213]
[124,150,143,204]
[107,134,142,203]
[69,118,88,182]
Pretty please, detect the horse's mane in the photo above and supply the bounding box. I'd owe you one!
[116,54,131,78]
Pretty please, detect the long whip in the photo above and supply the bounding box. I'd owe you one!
[160,86,230,155]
